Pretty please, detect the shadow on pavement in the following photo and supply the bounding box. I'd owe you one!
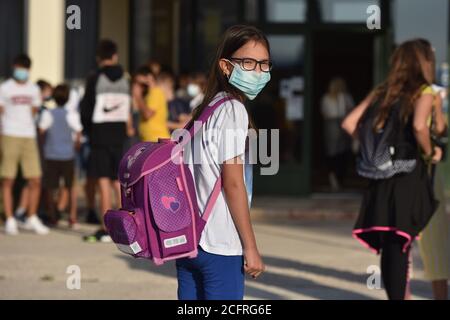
[115,253,376,300]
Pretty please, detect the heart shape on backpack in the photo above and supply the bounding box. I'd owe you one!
[161,196,180,212]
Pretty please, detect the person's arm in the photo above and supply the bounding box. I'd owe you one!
[74,131,82,151]
[167,121,183,130]
[433,94,447,135]
[38,109,52,135]
[139,103,155,121]
[79,73,97,136]
[0,86,4,143]
[179,113,192,123]
[140,94,155,121]
[31,85,42,116]
[67,110,83,150]
[0,86,5,115]
[31,89,40,115]
[222,157,265,279]
[413,93,442,163]
[126,112,135,137]
[341,92,374,137]
[31,106,39,116]
[167,113,191,130]
[132,82,154,121]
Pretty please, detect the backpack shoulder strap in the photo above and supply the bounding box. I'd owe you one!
[202,175,222,222]
[179,96,231,222]
[179,96,231,146]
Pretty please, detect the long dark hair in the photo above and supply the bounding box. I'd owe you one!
[372,38,434,129]
[190,25,271,128]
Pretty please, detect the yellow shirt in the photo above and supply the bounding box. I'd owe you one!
[421,85,435,96]
[421,85,436,127]
[139,86,170,142]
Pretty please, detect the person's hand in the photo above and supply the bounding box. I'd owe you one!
[432,146,443,164]
[244,248,265,279]
[132,83,143,98]
[0,106,4,115]
[74,139,81,152]
[179,113,192,122]
[127,126,136,137]
[140,108,154,121]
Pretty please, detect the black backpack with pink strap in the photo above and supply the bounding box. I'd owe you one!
[356,99,418,179]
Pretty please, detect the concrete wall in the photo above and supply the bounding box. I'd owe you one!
[27,0,65,84]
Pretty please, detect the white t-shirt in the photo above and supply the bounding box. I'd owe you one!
[321,93,354,120]
[0,79,41,138]
[65,89,81,113]
[184,91,249,256]
[38,108,83,133]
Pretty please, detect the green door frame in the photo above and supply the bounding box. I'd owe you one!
[441,3,450,193]
[252,0,391,196]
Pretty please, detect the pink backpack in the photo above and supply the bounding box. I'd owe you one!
[104,97,229,265]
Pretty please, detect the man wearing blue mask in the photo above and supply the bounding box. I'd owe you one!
[0,54,48,235]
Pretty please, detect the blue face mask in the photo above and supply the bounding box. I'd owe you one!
[227,61,271,100]
[13,68,29,82]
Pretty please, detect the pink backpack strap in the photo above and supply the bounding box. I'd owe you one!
[178,96,231,147]
[179,96,231,222]
[202,176,222,222]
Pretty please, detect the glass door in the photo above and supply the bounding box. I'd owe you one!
[250,0,311,196]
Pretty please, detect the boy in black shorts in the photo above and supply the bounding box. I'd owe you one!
[38,84,82,228]
[80,39,132,242]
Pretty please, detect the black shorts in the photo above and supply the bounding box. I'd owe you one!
[44,160,75,189]
[87,145,124,180]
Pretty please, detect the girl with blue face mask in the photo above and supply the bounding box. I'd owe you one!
[223,57,271,100]
[176,25,271,300]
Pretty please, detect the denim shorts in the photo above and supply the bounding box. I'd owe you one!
[176,247,244,300]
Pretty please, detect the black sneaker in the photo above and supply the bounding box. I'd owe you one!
[85,209,100,225]
[83,229,112,243]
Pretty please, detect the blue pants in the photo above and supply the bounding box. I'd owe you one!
[176,247,245,300]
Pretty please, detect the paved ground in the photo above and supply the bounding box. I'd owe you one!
[1,212,448,300]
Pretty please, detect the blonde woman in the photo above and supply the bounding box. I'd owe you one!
[321,77,354,190]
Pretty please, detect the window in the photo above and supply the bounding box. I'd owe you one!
[319,0,380,23]
[267,35,305,69]
[245,0,259,22]
[266,0,307,23]
[179,0,240,72]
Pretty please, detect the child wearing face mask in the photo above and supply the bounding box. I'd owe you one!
[38,84,83,229]
[342,39,441,300]
[12,79,53,221]
[0,54,49,235]
[176,25,271,300]
[158,71,192,133]
[138,70,171,142]
[187,72,207,111]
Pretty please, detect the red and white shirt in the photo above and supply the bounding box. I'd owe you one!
[0,78,41,138]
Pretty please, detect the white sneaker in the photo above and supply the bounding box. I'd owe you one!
[5,217,19,235]
[100,234,112,243]
[21,215,50,235]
